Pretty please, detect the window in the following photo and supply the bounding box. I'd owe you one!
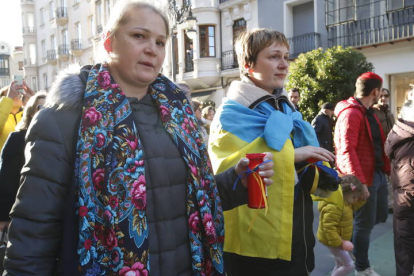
[31,76,37,92]
[233,19,246,42]
[89,16,95,37]
[49,1,55,19]
[29,43,36,64]
[62,29,68,45]
[387,0,414,10]
[51,35,56,49]
[40,8,44,25]
[27,12,34,29]
[18,61,23,70]
[325,0,355,26]
[75,22,82,39]
[199,25,215,57]
[41,40,46,58]
[43,73,48,90]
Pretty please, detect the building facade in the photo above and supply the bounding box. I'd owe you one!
[166,0,414,115]
[21,0,414,116]
[0,42,24,89]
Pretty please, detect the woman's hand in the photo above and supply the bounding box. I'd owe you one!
[7,81,24,99]
[294,146,335,163]
[235,152,274,188]
[22,80,35,97]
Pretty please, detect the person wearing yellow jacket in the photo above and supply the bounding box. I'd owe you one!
[316,175,365,276]
[208,28,336,276]
[0,81,34,151]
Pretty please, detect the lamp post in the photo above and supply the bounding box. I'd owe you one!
[168,0,197,81]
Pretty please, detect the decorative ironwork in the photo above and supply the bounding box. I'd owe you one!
[71,39,82,50]
[58,44,69,55]
[219,0,230,3]
[287,32,321,59]
[221,50,238,70]
[327,6,414,48]
[55,7,67,18]
[168,0,192,26]
[97,24,103,34]
[47,50,56,61]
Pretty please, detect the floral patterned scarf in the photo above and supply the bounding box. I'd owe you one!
[74,64,225,275]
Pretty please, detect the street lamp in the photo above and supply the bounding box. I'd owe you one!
[168,0,197,81]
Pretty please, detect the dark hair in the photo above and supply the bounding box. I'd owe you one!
[289,88,300,96]
[321,102,334,110]
[340,175,364,196]
[381,88,389,94]
[355,72,383,97]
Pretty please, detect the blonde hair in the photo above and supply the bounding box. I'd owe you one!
[15,92,47,131]
[96,0,171,63]
[234,28,290,77]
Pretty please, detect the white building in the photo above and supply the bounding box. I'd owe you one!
[21,0,115,91]
[21,0,414,116]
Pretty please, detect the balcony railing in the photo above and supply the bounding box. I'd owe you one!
[24,58,36,65]
[71,39,82,50]
[22,27,35,34]
[221,50,238,70]
[327,6,414,48]
[97,24,103,34]
[287,32,321,59]
[47,50,56,61]
[185,55,194,72]
[58,44,69,55]
[56,7,67,18]
[219,0,230,3]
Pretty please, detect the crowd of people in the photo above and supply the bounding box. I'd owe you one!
[0,0,413,276]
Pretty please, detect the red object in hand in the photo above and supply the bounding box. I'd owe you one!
[246,153,267,209]
[306,158,319,163]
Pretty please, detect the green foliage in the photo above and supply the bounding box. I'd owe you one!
[286,46,374,122]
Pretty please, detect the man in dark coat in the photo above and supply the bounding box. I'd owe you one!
[385,99,414,276]
[311,103,335,153]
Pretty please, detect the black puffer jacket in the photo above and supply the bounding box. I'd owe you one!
[0,130,27,221]
[3,66,247,276]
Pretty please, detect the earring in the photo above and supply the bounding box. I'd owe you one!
[103,31,112,53]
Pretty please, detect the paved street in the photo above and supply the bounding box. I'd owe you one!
[312,202,395,276]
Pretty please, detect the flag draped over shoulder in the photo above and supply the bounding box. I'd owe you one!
[208,99,293,260]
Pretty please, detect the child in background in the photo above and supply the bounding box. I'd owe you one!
[317,175,364,276]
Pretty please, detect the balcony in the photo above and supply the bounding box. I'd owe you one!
[22,27,35,35]
[97,24,103,35]
[55,7,68,26]
[287,32,321,59]
[219,0,230,3]
[58,44,69,61]
[70,39,83,56]
[47,50,57,65]
[185,55,194,72]
[24,58,36,66]
[327,6,414,48]
[221,50,238,70]
[0,68,10,76]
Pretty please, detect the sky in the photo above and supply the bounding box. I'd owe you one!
[0,0,23,48]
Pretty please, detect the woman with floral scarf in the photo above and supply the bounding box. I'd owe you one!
[2,1,274,276]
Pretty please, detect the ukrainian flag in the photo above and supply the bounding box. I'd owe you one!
[208,98,304,260]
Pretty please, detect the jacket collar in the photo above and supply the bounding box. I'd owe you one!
[227,76,295,111]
